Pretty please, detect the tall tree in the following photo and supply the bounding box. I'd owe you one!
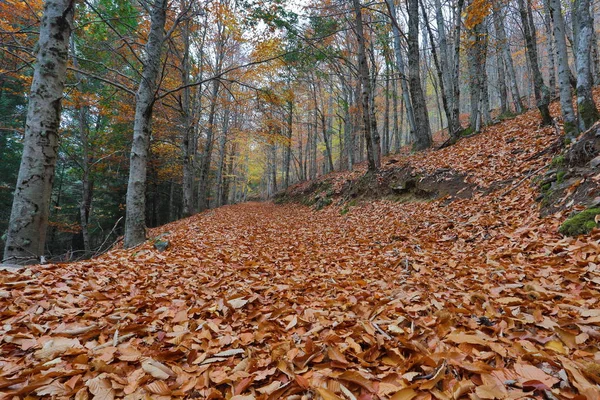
[517,0,552,125]
[493,4,524,114]
[351,0,380,170]
[548,0,577,139]
[573,0,600,131]
[124,0,168,248]
[407,0,432,150]
[3,0,75,264]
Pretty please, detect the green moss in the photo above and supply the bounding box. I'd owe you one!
[498,111,517,121]
[460,126,475,137]
[559,208,600,236]
[550,155,565,167]
[556,170,566,184]
[541,183,552,192]
[578,98,600,129]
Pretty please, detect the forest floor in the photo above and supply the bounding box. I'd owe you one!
[2,98,600,399]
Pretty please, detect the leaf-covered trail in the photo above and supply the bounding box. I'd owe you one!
[2,105,600,398]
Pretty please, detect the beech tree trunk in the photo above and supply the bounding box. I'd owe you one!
[548,0,578,138]
[124,0,167,248]
[71,36,94,256]
[3,0,75,265]
[386,0,417,140]
[517,0,552,125]
[197,78,220,211]
[493,5,524,114]
[573,0,600,130]
[352,0,380,170]
[407,0,432,150]
[180,0,194,217]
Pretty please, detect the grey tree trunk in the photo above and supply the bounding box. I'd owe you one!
[392,70,400,152]
[215,101,231,208]
[421,0,453,138]
[222,140,237,205]
[386,0,417,139]
[180,0,194,217]
[573,0,600,130]
[197,78,220,211]
[71,36,93,256]
[3,0,75,265]
[383,62,391,156]
[407,0,432,150]
[543,10,557,98]
[592,28,600,85]
[495,40,509,115]
[352,0,380,170]
[548,0,578,138]
[124,0,167,248]
[450,0,465,134]
[517,0,552,125]
[493,5,524,113]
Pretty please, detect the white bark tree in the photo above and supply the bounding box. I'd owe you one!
[3,0,75,265]
[124,0,168,248]
[573,0,600,131]
[548,0,577,139]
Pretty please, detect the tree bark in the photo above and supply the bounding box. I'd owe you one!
[352,0,380,170]
[124,0,167,248]
[517,0,552,125]
[548,0,578,138]
[197,78,220,211]
[3,0,75,264]
[573,0,600,130]
[386,0,417,140]
[407,0,433,150]
[493,5,524,113]
[180,0,194,217]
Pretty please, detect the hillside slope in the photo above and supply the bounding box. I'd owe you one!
[1,101,600,399]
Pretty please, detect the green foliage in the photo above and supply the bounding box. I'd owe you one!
[559,208,600,236]
[550,155,565,167]
[556,170,566,184]
[460,126,475,137]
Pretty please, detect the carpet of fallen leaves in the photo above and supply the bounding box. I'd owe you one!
[2,102,600,400]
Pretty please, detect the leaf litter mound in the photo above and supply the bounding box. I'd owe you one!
[2,103,600,399]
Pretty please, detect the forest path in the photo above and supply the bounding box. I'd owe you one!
[2,195,600,398]
[2,103,600,397]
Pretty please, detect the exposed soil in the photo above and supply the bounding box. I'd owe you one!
[274,165,476,210]
[538,123,600,217]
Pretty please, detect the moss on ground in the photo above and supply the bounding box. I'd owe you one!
[559,208,600,236]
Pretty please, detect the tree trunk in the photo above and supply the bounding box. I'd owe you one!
[421,0,452,137]
[543,9,557,98]
[548,0,578,138]
[383,62,391,156]
[284,98,293,187]
[517,0,552,125]
[197,78,219,211]
[214,104,230,208]
[124,0,167,248]
[573,0,600,130]
[407,0,433,150]
[495,40,509,115]
[352,0,380,170]
[3,0,75,265]
[386,0,417,139]
[493,5,524,113]
[222,141,236,205]
[181,0,194,217]
[71,36,93,256]
[392,69,400,152]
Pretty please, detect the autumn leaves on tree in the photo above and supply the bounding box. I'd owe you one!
[1,0,600,263]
